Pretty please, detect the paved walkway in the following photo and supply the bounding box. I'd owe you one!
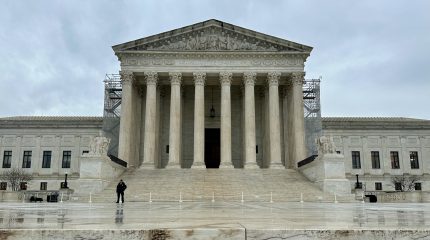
[1,202,430,239]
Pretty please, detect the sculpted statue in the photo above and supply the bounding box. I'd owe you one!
[316,135,336,156]
[89,131,111,156]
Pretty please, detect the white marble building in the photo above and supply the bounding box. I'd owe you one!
[0,20,429,196]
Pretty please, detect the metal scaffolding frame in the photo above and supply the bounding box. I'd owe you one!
[102,74,322,158]
[303,78,322,156]
[102,74,122,156]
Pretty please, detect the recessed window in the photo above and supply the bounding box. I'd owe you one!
[20,182,27,190]
[336,151,341,154]
[0,182,7,190]
[410,151,419,169]
[371,151,380,169]
[375,182,382,191]
[415,182,422,191]
[395,182,402,191]
[42,151,52,168]
[40,182,47,191]
[82,150,89,155]
[2,151,12,168]
[22,151,32,168]
[62,151,71,168]
[352,151,361,169]
[390,151,400,169]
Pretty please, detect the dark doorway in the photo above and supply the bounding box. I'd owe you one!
[205,128,220,168]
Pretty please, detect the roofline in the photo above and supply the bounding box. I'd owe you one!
[112,19,313,52]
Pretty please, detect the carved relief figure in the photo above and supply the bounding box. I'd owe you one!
[89,131,111,156]
[316,135,336,156]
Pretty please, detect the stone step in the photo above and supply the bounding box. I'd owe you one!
[76,169,354,203]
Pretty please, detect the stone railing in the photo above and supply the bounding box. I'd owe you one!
[297,155,318,168]
[108,154,128,168]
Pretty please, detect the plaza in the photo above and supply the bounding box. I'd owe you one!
[1,202,430,239]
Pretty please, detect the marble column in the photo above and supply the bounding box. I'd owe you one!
[220,72,233,168]
[118,71,135,167]
[267,72,282,168]
[142,72,158,168]
[193,72,206,168]
[243,72,258,168]
[288,72,307,167]
[168,72,182,168]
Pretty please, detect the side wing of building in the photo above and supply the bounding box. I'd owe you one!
[323,117,430,192]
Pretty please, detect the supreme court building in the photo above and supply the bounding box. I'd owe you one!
[113,19,311,169]
[1,19,430,199]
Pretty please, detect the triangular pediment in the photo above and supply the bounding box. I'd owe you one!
[113,19,312,53]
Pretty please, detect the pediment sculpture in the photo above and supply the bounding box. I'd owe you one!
[125,26,295,52]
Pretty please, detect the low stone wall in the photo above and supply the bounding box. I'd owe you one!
[366,191,427,203]
[0,191,20,202]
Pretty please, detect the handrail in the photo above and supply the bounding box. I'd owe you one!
[108,154,128,168]
[297,155,318,168]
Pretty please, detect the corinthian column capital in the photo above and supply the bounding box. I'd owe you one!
[267,72,281,86]
[193,72,206,86]
[169,72,182,85]
[290,72,305,85]
[144,72,158,85]
[119,70,135,85]
[243,72,257,86]
[219,72,232,86]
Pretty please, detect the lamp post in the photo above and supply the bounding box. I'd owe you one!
[63,171,68,189]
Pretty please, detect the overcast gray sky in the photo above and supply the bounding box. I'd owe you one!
[1,0,429,119]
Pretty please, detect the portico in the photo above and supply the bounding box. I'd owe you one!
[113,19,312,169]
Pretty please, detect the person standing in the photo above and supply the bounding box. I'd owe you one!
[116,179,127,203]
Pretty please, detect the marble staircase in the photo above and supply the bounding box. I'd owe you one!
[82,168,355,203]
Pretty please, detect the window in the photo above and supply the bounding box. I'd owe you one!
[20,182,27,190]
[62,151,71,168]
[40,182,47,190]
[390,151,400,169]
[0,182,7,190]
[336,151,341,154]
[42,151,51,168]
[375,182,382,191]
[395,182,402,191]
[82,150,89,155]
[352,151,361,169]
[371,151,380,169]
[415,182,422,191]
[22,151,32,168]
[2,151,12,168]
[410,151,419,169]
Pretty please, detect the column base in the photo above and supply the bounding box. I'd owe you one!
[268,163,285,169]
[166,164,181,169]
[192,162,206,169]
[219,162,234,168]
[243,162,259,169]
[141,162,156,169]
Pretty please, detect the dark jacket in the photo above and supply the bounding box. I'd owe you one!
[116,182,127,193]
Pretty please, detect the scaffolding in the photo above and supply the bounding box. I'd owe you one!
[102,74,322,158]
[102,74,122,157]
[303,78,322,156]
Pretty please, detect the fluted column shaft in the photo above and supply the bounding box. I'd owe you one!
[267,72,282,168]
[288,72,307,167]
[168,72,182,168]
[220,72,233,168]
[193,72,206,168]
[118,71,135,167]
[243,72,257,168]
[143,72,158,168]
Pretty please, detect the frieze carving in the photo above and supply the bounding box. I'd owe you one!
[267,72,281,86]
[219,72,232,86]
[119,70,135,85]
[243,72,257,86]
[144,72,158,85]
[193,72,206,86]
[169,72,182,85]
[126,26,294,52]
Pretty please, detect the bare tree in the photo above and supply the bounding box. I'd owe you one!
[0,168,32,191]
[391,175,420,192]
